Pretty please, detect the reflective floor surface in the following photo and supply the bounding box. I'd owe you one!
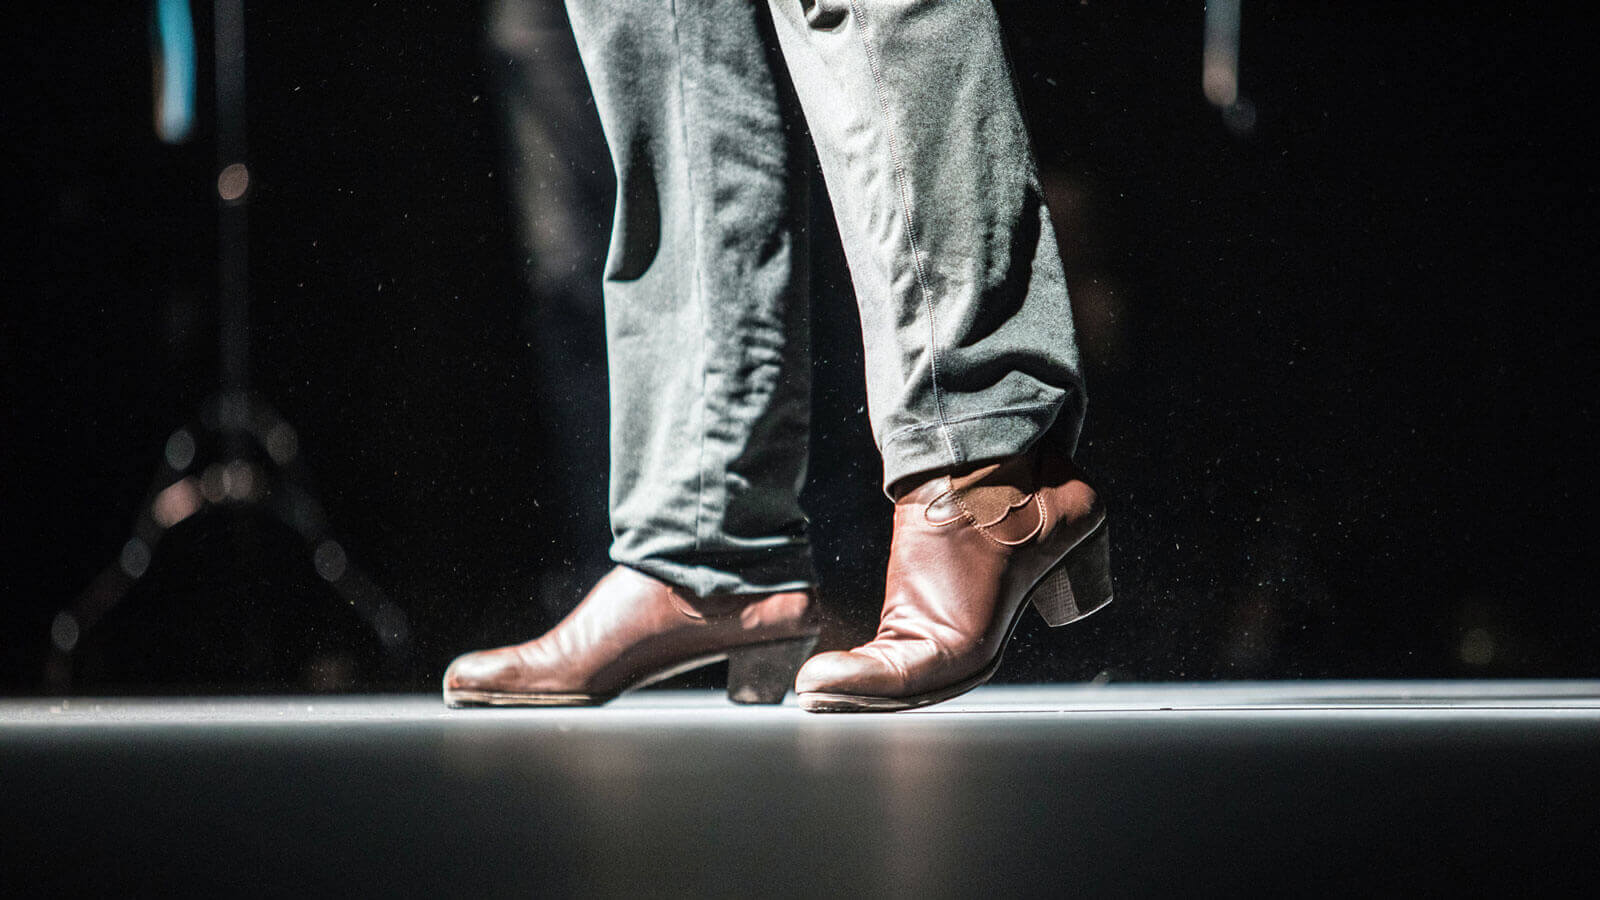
[5,682,1599,895]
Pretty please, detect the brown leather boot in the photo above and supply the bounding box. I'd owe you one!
[443,566,819,707]
[795,449,1111,712]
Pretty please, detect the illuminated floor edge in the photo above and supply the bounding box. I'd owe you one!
[5,683,1599,894]
[6,680,1600,724]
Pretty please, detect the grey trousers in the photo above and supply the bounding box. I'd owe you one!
[565,0,1086,596]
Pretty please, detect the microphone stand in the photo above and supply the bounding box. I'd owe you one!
[45,0,411,691]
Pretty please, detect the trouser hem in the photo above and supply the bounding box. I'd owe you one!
[613,544,816,598]
[879,400,1081,496]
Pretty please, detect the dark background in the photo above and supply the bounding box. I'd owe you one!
[4,2,1595,693]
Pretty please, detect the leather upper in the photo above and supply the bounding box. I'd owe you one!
[795,450,1102,699]
[445,566,818,698]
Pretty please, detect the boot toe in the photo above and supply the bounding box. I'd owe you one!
[795,648,903,697]
[442,647,511,693]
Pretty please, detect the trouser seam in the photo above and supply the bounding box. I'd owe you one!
[670,3,711,562]
[846,0,960,469]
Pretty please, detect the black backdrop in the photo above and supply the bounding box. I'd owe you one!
[5,2,1596,692]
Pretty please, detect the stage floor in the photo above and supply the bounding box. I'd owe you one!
[6,682,1599,895]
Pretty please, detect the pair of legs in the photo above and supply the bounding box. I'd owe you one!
[446,0,1109,711]
[590,0,1086,592]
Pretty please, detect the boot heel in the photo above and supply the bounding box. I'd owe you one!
[726,636,818,705]
[1031,519,1113,627]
